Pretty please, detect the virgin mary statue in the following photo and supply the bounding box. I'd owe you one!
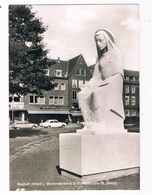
[77,28,126,134]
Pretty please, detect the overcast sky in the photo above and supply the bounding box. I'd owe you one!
[32,4,139,71]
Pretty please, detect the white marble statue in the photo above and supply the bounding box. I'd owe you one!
[77,28,126,134]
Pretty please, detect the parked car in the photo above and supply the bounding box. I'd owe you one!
[39,119,66,128]
[12,121,38,129]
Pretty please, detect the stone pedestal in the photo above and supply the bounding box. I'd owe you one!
[59,132,140,181]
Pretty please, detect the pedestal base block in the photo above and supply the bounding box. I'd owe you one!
[59,132,140,180]
[61,167,139,182]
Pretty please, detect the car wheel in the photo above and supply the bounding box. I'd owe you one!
[61,124,65,128]
[32,125,37,129]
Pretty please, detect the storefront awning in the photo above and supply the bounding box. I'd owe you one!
[9,108,27,111]
[27,110,70,114]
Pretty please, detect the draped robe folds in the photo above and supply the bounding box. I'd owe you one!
[77,30,125,133]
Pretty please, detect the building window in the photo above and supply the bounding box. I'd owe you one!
[29,95,45,104]
[59,97,64,105]
[44,69,49,76]
[79,80,84,88]
[125,96,130,105]
[132,76,136,81]
[14,97,20,102]
[54,83,59,90]
[72,80,77,88]
[60,82,66,90]
[55,70,62,77]
[49,96,54,105]
[54,96,59,105]
[29,96,34,103]
[72,90,77,100]
[9,95,21,102]
[76,69,81,76]
[49,96,64,105]
[125,110,130,117]
[76,68,86,76]
[125,76,129,81]
[39,96,45,104]
[29,95,39,104]
[131,110,137,116]
[125,85,129,93]
[81,69,86,76]
[131,86,136,94]
[131,96,136,106]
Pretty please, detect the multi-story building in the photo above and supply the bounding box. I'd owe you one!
[9,55,139,125]
[123,70,140,125]
[9,54,92,123]
[89,65,140,125]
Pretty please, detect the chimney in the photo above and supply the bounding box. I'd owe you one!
[57,57,60,63]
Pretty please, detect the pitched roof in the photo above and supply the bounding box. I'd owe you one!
[49,59,69,78]
[48,54,84,78]
[68,55,81,76]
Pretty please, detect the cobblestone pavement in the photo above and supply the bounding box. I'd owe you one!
[10,126,140,191]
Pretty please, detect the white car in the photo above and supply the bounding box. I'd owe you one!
[13,121,38,129]
[39,119,66,128]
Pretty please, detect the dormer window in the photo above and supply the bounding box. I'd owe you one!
[44,69,49,76]
[55,70,62,77]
